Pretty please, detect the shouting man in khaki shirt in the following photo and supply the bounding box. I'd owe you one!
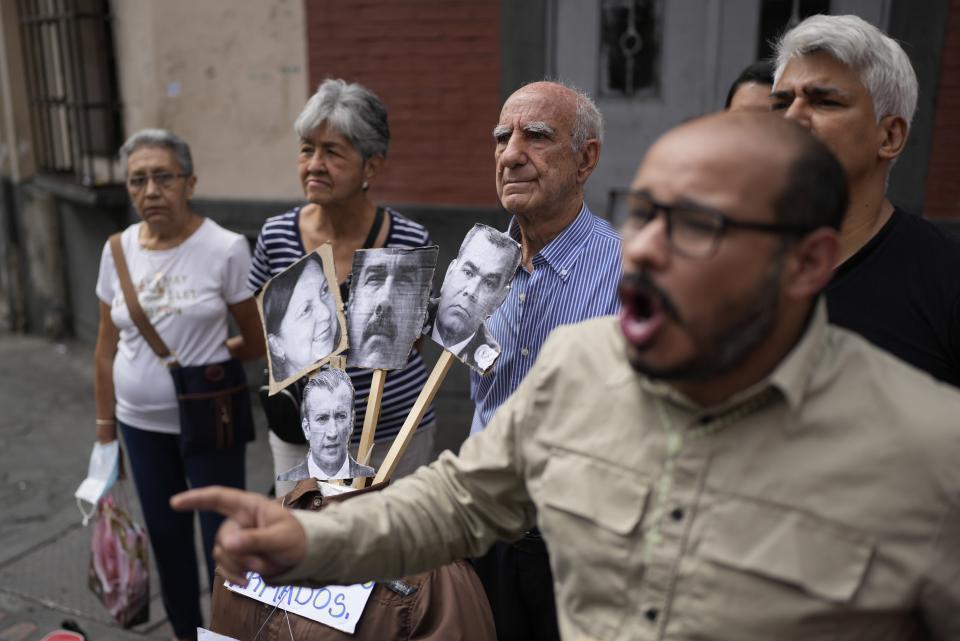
[174,112,960,641]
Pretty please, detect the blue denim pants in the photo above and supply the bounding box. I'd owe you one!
[119,421,246,639]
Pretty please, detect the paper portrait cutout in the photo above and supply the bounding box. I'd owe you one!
[425,224,521,374]
[277,368,374,482]
[258,245,347,394]
[346,246,439,370]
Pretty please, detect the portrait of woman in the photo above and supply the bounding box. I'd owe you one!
[262,250,345,386]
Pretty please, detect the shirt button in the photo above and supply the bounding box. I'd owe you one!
[312,496,323,508]
[521,347,530,357]
[644,607,659,622]
[518,292,526,302]
[670,507,685,521]
[560,269,568,277]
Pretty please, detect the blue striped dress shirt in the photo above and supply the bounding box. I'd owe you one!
[470,204,623,433]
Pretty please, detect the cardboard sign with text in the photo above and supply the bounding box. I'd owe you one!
[225,572,374,634]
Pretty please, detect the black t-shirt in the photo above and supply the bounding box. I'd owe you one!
[826,207,960,387]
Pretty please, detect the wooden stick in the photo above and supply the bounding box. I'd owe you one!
[373,350,455,485]
[352,369,387,489]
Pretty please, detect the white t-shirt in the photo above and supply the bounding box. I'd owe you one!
[95,219,253,433]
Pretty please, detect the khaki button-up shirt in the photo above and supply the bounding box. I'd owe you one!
[280,301,960,641]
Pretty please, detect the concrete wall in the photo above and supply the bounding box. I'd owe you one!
[12,184,68,337]
[111,0,308,200]
[0,0,34,182]
[7,0,317,338]
[57,197,129,342]
[500,0,549,102]
[0,0,34,332]
[0,177,24,331]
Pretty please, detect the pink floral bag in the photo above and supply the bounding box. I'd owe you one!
[87,493,150,627]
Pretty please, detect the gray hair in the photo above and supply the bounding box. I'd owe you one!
[294,78,390,161]
[773,14,918,129]
[548,81,604,151]
[119,128,194,176]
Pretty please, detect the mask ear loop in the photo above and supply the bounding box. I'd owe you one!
[283,609,296,641]
[245,496,297,641]
[244,580,299,641]
[251,604,280,641]
[77,497,97,527]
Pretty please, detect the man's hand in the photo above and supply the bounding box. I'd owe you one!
[171,486,306,586]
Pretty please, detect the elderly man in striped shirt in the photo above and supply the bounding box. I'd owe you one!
[470,80,622,641]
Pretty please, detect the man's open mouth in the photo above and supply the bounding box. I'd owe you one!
[618,273,668,348]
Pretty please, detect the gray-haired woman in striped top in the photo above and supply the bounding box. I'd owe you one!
[249,78,436,495]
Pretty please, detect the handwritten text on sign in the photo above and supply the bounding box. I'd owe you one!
[225,572,374,635]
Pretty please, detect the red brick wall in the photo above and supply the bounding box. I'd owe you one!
[304,0,501,207]
[925,0,960,219]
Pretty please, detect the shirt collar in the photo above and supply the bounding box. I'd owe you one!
[768,298,829,411]
[635,298,829,416]
[432,322,472,356]
[507,203,595,280]
[308,452,351,480]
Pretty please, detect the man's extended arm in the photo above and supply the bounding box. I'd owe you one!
[173,369,541,586]
[280,417,538,585]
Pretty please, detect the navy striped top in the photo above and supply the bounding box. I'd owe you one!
[249,207,436,444]
[470,204,622,433]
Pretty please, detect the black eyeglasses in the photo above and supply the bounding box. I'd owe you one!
[127,172,190,191]
[608,189,816,258]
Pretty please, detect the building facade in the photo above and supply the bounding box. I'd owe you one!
[0,0,956,444]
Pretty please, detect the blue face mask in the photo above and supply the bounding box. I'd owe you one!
[75,441,120,525]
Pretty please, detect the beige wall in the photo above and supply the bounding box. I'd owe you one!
[0,0,35,181]
[112,0,308,200]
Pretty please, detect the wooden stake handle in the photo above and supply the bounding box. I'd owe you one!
[352,369,387,489]
[373,351,455,484]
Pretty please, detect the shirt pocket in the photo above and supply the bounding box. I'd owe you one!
[537,449,649,638]
[699,494,873,605]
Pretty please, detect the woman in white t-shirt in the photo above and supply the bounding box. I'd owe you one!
[93,129,264,641]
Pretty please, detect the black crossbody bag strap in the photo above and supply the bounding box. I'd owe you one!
[362,206,385,249]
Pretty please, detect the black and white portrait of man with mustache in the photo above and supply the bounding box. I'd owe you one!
[346,246,438,370]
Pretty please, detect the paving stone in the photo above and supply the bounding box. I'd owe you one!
[0,334,274,641]
[0,622,37,641]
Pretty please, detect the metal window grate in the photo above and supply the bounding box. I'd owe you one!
[756,0,831,60]
[599,0,661,98]
[17,0,123,186]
